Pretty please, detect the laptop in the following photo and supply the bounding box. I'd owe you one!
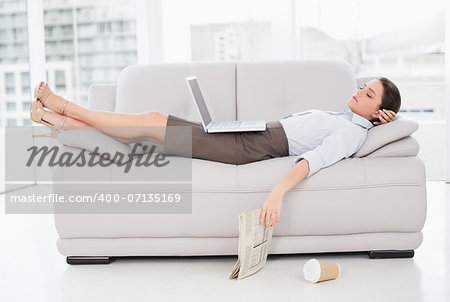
[185,76,266,133]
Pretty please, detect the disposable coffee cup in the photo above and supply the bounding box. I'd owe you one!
[303,259,341,283]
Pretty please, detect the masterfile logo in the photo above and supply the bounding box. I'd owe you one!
[5,125,193,214]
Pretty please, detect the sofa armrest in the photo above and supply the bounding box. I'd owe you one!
[88,84,117,111]
[364,136,419,158]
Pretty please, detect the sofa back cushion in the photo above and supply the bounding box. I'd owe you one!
[236,60,357,121]
[115,62,236,122]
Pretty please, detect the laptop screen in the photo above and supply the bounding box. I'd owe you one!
[186,77,212,126]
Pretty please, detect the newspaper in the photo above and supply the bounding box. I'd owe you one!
[228,208,275,280]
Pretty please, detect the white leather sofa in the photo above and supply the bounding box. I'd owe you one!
[52,60,427,264]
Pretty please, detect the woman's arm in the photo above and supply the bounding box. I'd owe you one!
[259,158,310,228]
[258,109,397,228]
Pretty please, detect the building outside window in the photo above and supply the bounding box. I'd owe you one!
[0,0,29,127]
[42,0,138,107]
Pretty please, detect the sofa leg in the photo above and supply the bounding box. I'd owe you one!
[368,250,414,259]
[66,256,112,265]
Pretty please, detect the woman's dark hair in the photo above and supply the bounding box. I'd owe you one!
[370,77,401,125]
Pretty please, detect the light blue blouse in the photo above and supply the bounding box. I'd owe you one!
[279,105,374,178]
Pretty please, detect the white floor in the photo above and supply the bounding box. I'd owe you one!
[0,181,449,302]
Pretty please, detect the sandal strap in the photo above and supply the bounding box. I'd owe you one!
[59,115,67,128]
[59,101,69,115]
[39,84,52,106]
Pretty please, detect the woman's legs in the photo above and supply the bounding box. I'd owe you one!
[42,110,152,145]
[37,83,168,144]
[42,110,89,127]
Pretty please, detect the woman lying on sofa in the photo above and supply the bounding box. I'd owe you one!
[30,77,400,229]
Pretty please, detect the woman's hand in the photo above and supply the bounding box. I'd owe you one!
[372,109,396,125]
[259,190,284,228]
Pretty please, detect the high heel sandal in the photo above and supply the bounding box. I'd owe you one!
[34,81,69,116]
[32,115,67,139]
[30,100,52,126]
[30,100,67,139]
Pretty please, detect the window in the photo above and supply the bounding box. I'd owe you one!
[6,102,16,111]
[294,0,445,121]
[43,0,138,106]
[5,73,15,94]
[0,0,29,128]
[21,71,29,94]
[7,118,17,126]
[161,0,444,123]
[55,70,66,91]
[164,1,272,62]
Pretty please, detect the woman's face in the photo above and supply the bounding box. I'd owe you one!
[347,79,384,122]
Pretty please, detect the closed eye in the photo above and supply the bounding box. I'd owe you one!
[362,84,373,98]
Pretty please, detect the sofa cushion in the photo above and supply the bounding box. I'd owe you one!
[186,156,423,193]
[115,62,236,122]
[352,114,419,158]
[236,60,357,121]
